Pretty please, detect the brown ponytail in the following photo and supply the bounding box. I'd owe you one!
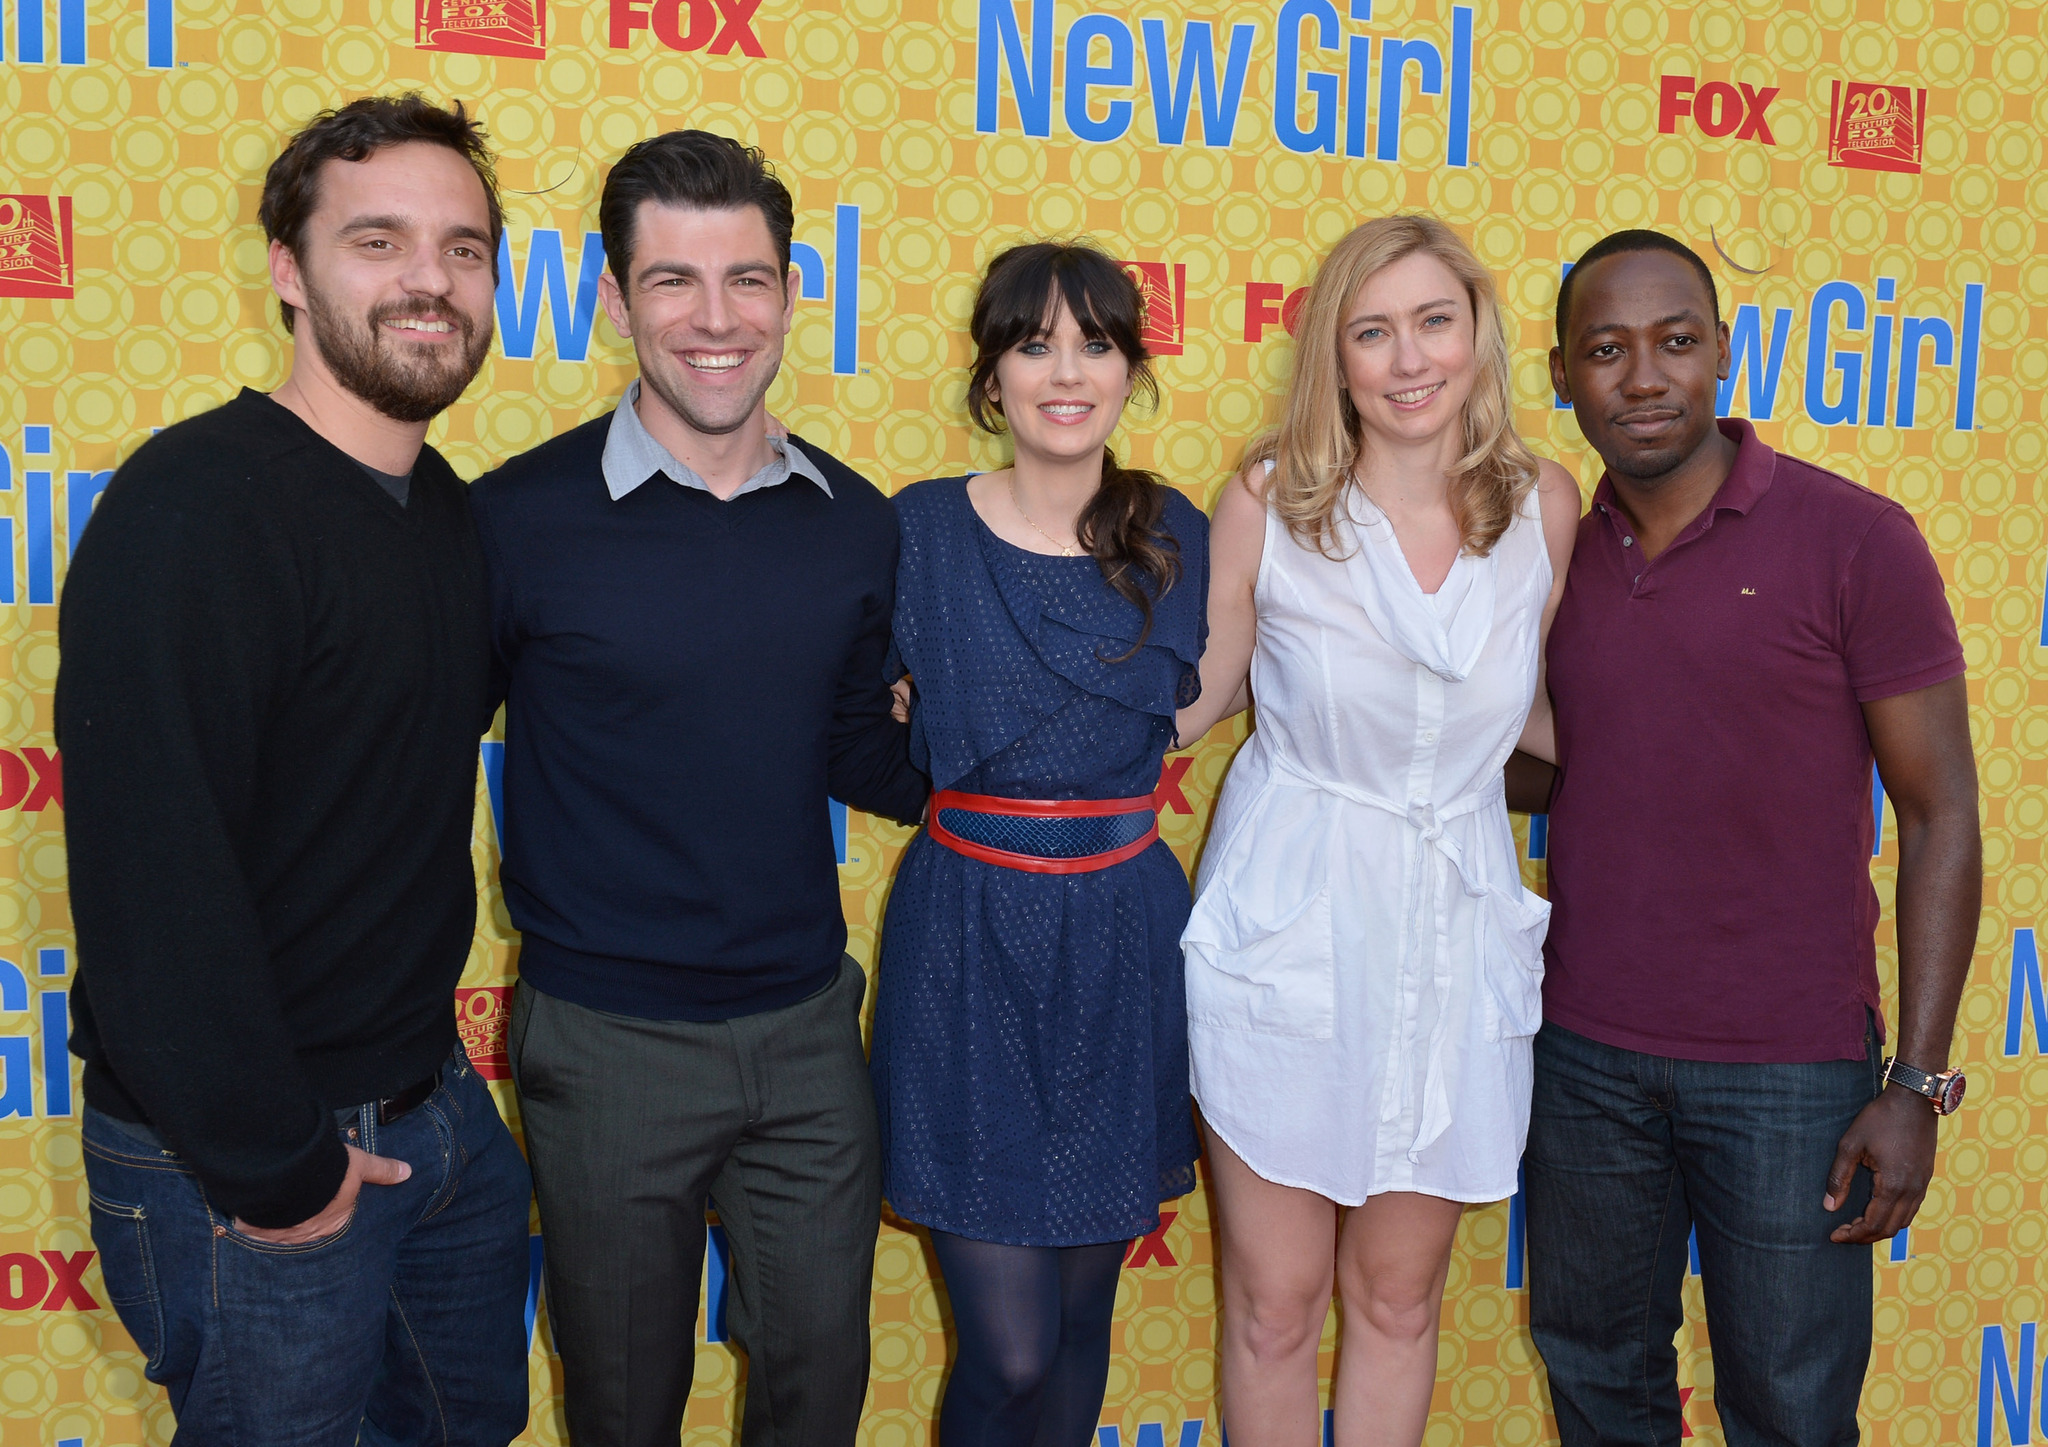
[965,240,1181,655]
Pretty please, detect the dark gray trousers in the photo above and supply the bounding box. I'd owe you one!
[509,958,881,1447]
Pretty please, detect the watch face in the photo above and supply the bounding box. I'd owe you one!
[1938,1072,1967,1114]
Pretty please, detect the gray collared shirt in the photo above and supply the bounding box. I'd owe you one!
[600,378,832,502]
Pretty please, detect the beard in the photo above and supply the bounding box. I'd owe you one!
[303,284,494,424]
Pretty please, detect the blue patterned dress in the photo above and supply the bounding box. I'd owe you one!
[870,476,1207,1247]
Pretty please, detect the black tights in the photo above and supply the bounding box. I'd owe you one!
[930,1230,1128,1447]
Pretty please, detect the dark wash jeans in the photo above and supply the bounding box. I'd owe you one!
[1524,1020,1883,1447]
[81,1044,532,1446]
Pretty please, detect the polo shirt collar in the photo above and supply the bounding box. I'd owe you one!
[602,378,832,502]
[1590,417,1775,529]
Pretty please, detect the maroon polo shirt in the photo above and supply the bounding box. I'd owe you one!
[1543,419,1965,1062]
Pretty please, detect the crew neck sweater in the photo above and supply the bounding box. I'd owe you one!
[56,389,492,1227]
[470,411,927,1022]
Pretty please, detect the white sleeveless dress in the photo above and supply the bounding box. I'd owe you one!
[1183,479,1552,1205]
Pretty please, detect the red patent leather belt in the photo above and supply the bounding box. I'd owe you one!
[927,789,1160,874]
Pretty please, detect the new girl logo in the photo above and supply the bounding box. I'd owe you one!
[0,195,72,300]
[1827,80,1926,174]
[415,0,546,59]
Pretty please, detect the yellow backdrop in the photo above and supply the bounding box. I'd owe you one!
[2,0,2044,1443]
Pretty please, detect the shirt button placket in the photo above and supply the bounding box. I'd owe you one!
[1619,532,1646,593]
[1412,668,1446,793]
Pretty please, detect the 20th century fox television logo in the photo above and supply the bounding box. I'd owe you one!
[1123,262,1186,358]
[1827,80,1927,174]
[415,0,546,58]
[0,195,73,300]
[414,0,765,56]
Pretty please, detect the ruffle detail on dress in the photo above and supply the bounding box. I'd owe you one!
[891,477,1207,792]
[972,484,1205,715]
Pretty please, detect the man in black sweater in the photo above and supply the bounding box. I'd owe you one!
[57,96,531,1443]
[472,132,925,1445]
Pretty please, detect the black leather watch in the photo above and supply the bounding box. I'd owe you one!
[1882,1057,1967,1115]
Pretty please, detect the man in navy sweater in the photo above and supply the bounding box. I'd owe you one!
[471,131,926,1446]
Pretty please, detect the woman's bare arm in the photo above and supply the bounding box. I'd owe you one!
[1512,459,1581,765]
[1174,467,1268,749]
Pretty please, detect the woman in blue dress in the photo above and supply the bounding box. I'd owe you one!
[871,241,1207,1444]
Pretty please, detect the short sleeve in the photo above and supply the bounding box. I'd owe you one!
[1840,503,1966,702]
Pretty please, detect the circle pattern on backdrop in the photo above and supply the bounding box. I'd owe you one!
[1,2,2044,1444]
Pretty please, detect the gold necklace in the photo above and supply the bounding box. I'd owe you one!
[1008,477,1079,556]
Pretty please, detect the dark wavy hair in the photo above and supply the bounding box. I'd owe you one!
[966,241,1180,655]
[598,130,794,291]
[259,93,502,335]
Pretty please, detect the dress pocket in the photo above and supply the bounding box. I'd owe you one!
[1479,884,1550,1043]
[1185,882,1338,1041]
[87,1193,166,1375]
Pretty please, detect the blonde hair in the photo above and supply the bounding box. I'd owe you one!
[1250,214,1539,558]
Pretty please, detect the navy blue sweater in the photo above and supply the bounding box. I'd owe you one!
[470,414,926,1020]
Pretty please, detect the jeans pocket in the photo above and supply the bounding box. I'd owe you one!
[220,1205,358,1257]
[87,1193,167,1375]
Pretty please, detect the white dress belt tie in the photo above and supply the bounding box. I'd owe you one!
[1269,758,1536,1163]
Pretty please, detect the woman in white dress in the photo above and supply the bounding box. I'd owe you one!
[1173,215,1577,1444]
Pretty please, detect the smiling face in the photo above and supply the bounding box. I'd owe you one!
[1549,249,1731,483]
[598,201,795,439]
[988,299,1133,467]
[1336,250,1479,450]
[271,141,498,424]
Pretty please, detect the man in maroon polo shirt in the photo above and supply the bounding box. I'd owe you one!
[1517,230,1981,1446]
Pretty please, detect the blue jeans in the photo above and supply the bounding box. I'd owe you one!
[1524,1021,1882,1447]
[81,1045,533,1446]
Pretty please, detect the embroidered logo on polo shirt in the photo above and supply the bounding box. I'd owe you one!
[1742,587,1757,595]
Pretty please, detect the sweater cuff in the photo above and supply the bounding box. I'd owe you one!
[878,775,931,830]
[216,1128,352,1230]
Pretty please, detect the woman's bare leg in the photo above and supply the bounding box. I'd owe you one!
[1328,1191,1464,1447]
[1206,1123,1339,1446]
